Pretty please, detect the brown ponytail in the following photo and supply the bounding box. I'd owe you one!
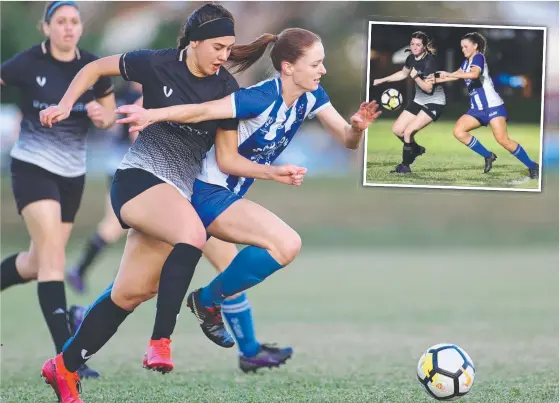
[227,34,277,74]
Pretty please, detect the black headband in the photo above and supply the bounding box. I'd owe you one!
[188,18,235,42]
[45,1,79,23]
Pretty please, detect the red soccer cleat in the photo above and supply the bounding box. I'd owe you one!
[142,338,174,374]
[41,353,83,403]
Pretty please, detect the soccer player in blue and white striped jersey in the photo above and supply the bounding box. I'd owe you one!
[429,32,539,179]
[116,27,381,359]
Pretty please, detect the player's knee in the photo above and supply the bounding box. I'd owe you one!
[174,225,207,250]
[453,127,466,141]
[37,247,66,280]
[495,134,510,148]
[274,231,302,266]
[392,124,404,137]
[111,286,154,310]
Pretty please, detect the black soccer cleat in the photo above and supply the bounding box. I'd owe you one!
[528,163,540,179]
[186,289,235,348]
[239,344,293,373]
[484,152,497,173]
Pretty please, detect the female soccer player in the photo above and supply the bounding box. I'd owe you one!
[38,5,305,402]
[67,85,292,374]
[427,32,539,178]
[0,1,116,379]
[115,28,380,352]
[373,31,446,173]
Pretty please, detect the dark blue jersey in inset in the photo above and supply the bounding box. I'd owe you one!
[117,47,239,199]
[1,40,114,177]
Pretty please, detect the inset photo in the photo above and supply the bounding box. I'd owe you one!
[364,22,546,191]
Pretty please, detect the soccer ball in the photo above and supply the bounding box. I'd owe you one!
[417,343,475,401]
[380,88,403,111]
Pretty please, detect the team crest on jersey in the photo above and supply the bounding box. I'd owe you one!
[36,76,46,87]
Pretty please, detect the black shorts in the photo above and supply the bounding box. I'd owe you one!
[110,168,165,229]
[405,102,445,121]
[10,158,85,223]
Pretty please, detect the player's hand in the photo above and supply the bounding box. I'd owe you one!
[410,68,418,79]
[350,101,382,131]
[373,79,384,86]
[272,165,307,186]
[86,100,110,128]
[426,74,436,84]
[40,104,71,127]
[438,71,451,78]
[115,104,153,133]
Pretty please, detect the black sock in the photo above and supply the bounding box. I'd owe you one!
[38,281,72,353]
[76,233,108,278]
[1,253,29,291]
[395,134,405,144]
[402,143,415,167]
[62,295,131,372]
[151,243,203,340]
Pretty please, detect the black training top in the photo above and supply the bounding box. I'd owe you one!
[1,40,114,177]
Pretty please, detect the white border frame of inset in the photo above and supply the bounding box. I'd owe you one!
[362,21,547,193]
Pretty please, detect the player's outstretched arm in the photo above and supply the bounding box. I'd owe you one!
[115,96,234,132]
[40,55,121,127]
[373,67,411,86]
[215,128,306,186]
[315,101,382,149]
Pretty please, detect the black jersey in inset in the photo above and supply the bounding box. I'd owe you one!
[118,47,239,199]
[404,52,445,106]
[1,41,114,177]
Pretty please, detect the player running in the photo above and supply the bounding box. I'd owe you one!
[115,28,381,354]
[427,32,539,178]
[0,0,116,379]
[373,31,446,173]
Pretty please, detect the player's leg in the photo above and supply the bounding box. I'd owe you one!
[67,190,126,294]
[391,104,426,173]
[489,116,539,178]
[112,169,206,371]
[42,229,170,400]
[399,110,435,171]
[187,186,300,348]
[453,114,496,173]
[203,237,293,372]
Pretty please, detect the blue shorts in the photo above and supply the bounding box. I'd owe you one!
[466,104,508,127]
[191,179,242,228]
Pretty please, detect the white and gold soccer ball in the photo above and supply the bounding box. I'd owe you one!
[417,343,475,401]
[380,88,403,111]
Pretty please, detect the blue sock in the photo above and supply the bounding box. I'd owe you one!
[511,144,537,168]
[466,136,492,158]
[222,293,260,357]
[199,246,283,307]
[63,281,114,352]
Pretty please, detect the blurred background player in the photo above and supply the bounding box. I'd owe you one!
[373,31,446,173]
[115,28,381,358]
[66,81,142,294]
[0,1,116,379]
[428,32,539,178]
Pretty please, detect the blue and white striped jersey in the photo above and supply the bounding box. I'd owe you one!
[198,77,331,196]
[460,53,503,111]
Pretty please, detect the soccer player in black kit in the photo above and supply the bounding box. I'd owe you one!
[0,1,116,379]
[373,31,447,173]
[39,4,299,402]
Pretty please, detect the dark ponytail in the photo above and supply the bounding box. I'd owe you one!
[227,34,277,74]
[462,32,487,55]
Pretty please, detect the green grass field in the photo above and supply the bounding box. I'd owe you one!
[1,246,557,402]
[365,120,542,190]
